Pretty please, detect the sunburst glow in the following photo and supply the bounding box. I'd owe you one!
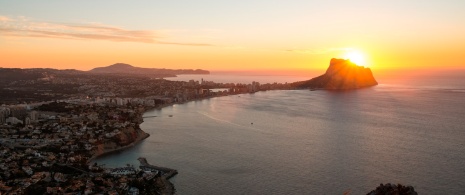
[343,50,367,66]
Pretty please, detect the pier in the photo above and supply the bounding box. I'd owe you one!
[137,157,178,180]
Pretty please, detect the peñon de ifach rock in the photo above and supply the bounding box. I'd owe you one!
[293,58,378,90]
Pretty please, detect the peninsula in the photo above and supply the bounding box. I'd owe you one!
[292,58,378,90]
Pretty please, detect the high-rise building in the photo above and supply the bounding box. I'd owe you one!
[116,98,123,106]
[2,108,11,116]
[0,110,5,124]
[10,106,27,119]
[24,117,31,125]
[29,111,39,123]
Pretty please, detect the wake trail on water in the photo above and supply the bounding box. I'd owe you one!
[197,111,269,134]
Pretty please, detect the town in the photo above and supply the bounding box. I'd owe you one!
[0,69,291,194]
[0,68,291,105]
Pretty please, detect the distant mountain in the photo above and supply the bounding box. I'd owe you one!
[89,63,210,76]
[90,63,135,73]
[292,58,378,89]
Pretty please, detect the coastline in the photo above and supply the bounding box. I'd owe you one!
[87,130,150,163]
[87,105,178,164]
[86,97,213,163]
[88,92,261,165]
[144,93,239,112]
[88,93,242,164]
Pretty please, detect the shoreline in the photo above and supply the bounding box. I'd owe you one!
[87,130,150,163]
[88,92,259,165]
[144,93,242,112]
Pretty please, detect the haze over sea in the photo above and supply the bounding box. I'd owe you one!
[95,71,465,194]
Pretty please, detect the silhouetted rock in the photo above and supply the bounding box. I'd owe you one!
[90,63,210,76]
[293,58,378,89]
[90,63,135,73]
[367,183,418,195]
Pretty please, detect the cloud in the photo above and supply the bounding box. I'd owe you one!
[157,41,214,46]
[0,27,156,43]
[0,15,212,46]
[287,47,352,54]
[0,16,11,22]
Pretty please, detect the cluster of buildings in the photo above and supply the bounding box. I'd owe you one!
[0,71,293,194]
[56,78,291,109]
[0,101,171,194]
[1,66,292,107]
[0,105,40,126]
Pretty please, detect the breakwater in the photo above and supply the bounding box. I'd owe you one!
[138,157,178,180]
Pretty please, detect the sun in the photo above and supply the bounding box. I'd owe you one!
[343,50,367,66]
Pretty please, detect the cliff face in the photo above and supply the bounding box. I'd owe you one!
[92,127,149,159]
[115,127,147,146]
[293,58,378,89]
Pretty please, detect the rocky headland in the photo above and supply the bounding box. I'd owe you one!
[293,58,378,90]
[367,183,418,195]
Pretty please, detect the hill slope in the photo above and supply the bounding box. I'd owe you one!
[293,58,378,89]
[90,63,210,76]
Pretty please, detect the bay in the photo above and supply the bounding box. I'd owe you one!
[95,74,465,194]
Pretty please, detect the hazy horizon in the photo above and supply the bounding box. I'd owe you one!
[3,62,465,83]
[2,0,465,72]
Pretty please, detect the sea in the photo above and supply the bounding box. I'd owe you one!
[94,71,465,194]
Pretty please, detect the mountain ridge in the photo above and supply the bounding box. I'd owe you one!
[90,63,210,75]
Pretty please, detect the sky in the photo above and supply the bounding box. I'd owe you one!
[1,0,465,74]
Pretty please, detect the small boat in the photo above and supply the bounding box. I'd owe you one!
[168,115,173,117]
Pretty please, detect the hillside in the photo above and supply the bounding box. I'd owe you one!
[293,58,378,89]
[90,63,210,76]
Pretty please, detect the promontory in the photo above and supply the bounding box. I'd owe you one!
[292,58,378,90]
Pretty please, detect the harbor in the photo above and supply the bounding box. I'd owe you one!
[137,157,178,180]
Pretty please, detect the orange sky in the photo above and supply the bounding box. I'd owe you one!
[1,1,465,74]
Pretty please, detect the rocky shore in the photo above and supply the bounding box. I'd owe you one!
[138,157,178,194]
[87,129,150,163]
[367,183,418,195]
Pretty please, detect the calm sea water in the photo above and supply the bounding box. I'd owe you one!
[95,73,465,194]
[165,73,311,84]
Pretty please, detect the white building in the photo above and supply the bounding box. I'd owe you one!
[109,167,137,176]
[24,117,31,125]
[115,98,124,106]
[29,111,38,123]
[6,117,23,125]
[145,100,155,106]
